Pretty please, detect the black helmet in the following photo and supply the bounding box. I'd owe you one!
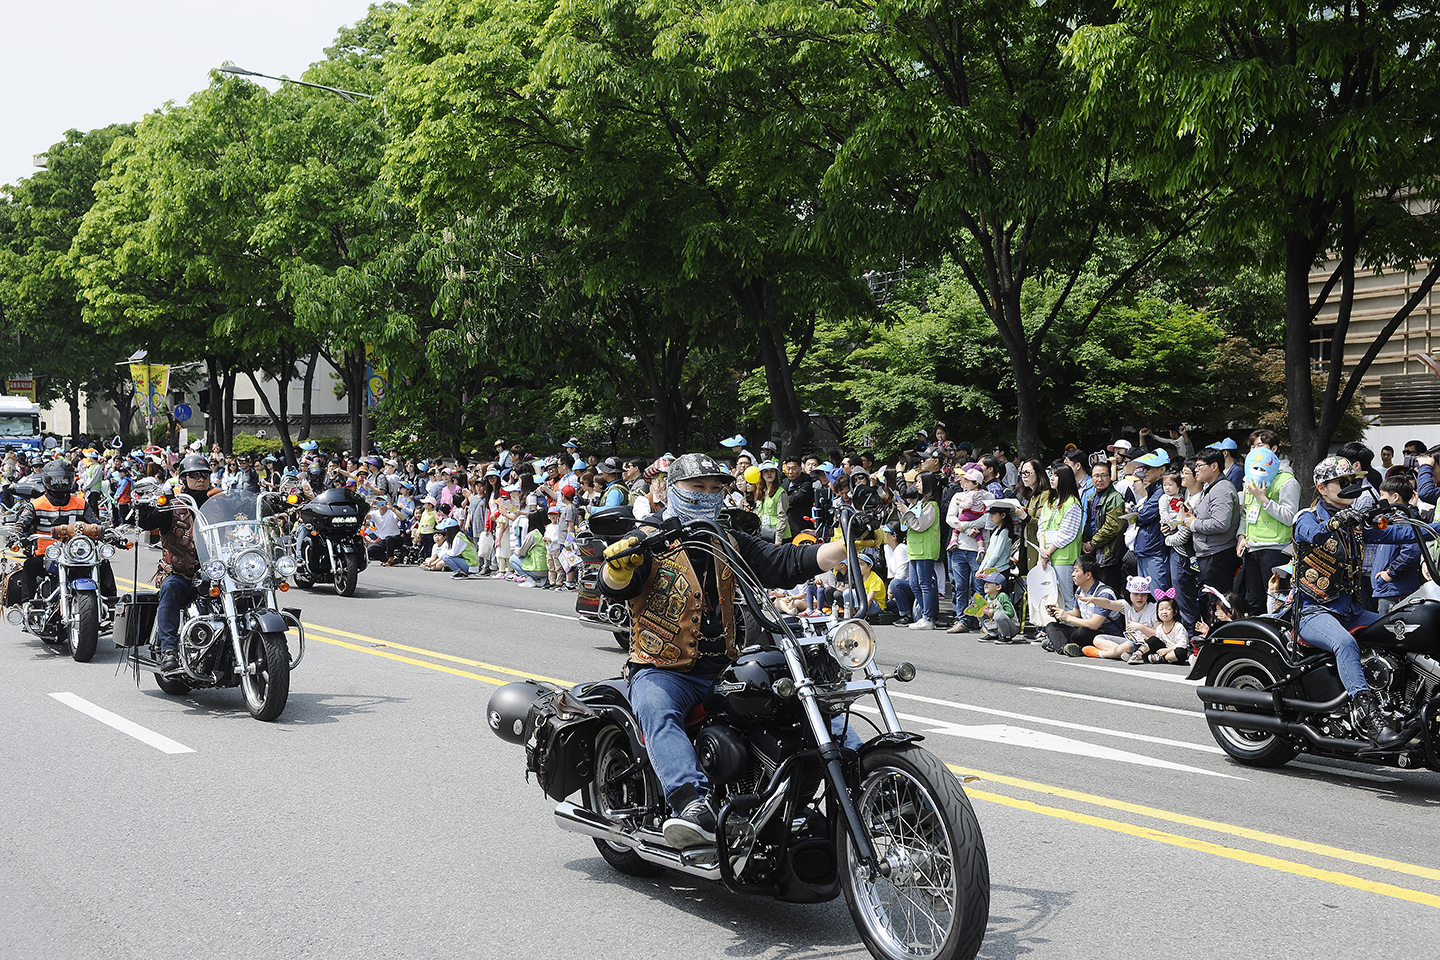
[668,453,729,486]
[487,681,543,744]
[41,460,76,501]
[179,453,209,477]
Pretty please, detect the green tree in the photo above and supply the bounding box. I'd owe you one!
[1068,0,1440,482]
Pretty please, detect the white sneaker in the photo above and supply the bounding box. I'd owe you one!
[908,618,935,630]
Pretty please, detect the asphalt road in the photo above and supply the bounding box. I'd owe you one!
[4,558,1439,960]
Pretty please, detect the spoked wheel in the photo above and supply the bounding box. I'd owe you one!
[69,592,100,662]
[585,725,662,876]
[1205,655,1300,767]
[240,630,291,721]
[840,745,989,960]
[335,558,358,597]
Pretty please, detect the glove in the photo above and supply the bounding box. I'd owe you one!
[1329,508,1362,529]
[603,536,645,586]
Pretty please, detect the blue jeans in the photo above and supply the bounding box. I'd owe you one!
[443,555,470,574]
[1168,550,1199,630]
[1052,563,1075,613]
[156,575,198,655]
[890,578,914,617]
[947,550,979,609]
[909,558,938,622]
[1298,607,1380,695]
[629,667,715,809]
[1136,551,1172,593]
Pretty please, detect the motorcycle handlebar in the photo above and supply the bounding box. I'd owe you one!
[604,518,684,563]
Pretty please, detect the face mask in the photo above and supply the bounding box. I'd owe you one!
[665,485,726,524]
[1245,448,1279,487]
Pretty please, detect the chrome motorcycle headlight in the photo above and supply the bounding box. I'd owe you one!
[203,559,228,582]
[232,550,269,585]
[829,618,876,670]
[44,543,62,562]
[274,554,297,577]
[65,536,95,563]
[100,542,116,560]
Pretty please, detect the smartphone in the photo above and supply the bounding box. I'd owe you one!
[1405,455,1417,468]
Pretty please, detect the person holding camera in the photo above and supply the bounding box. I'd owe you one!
[1041,554,1124,656]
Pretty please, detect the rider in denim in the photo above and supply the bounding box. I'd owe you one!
[1293,456,1410,749]
[601,453,846,849]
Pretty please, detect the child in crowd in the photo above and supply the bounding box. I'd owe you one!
[1372,475,1422,614]
[1193,588,1247,638]
[543,504,565,588]
[973,570,1019,642]
[1131,596,1190,663]
[1080,575,1159,659]
[856,552,887,618]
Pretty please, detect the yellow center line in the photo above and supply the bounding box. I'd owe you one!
[299,621,572,686]
[968,787,1440,910]
[304,633,522,686]
[948,763,1440,885]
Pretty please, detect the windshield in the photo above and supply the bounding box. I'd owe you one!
[192,491,283,567]
[0,414,38,438]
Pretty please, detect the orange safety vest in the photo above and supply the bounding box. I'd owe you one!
[31,493,89,552]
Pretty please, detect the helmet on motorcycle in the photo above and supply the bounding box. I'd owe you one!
[179,453,209,478]
[41,460,76,501]
[667,453,729,486]
[487,681,543,744]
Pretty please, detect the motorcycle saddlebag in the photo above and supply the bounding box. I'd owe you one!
[112,593,160,648]
[524,686,600,802]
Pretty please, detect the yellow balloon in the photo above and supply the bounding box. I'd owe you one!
[744,465,761,485]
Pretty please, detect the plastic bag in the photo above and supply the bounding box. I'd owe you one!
[1027,564,1059,627]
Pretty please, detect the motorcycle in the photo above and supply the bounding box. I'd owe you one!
[3,518,126,663]
[1194,505,1440,771]
[289,485,368,596]
[489,507,991,960]
[119,481,304,722]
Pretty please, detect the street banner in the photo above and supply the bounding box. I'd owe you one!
[129,364,170,419]
[365,344,389,409]
[5,377,36,401]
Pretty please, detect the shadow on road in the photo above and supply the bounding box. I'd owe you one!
[135,687,409,725]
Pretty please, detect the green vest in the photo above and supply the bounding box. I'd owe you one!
[1040,498,1081,566]
[1242,471,1294,547]
[521,537,548,572]
[907,503,942,561]
[760,489,791,540]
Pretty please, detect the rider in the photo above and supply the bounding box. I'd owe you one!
[1293,456,1411,749]
[600,453,846,849]
[8,460,116,606]
[135,453,220,674]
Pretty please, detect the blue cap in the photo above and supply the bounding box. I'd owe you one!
[437,518,459,530]
[719,434,747,448]
[1132,450,1170,468]
[374,496,389,505]
[417,460,429,471]
[565,437,580,447]
[979,569,1008,585]
[1207,437,1238,451]
[299,440,319,451]
[828,467,846,482]
[572,459,586,471]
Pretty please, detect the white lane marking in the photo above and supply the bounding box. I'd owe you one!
[1065,662,1203,685]
[49,693,194,755]
[1020,686,1201,717]
[856,705,1239,779]
[512,608,577,621]
[887,690,1221,755]
[1289,760,1399,783]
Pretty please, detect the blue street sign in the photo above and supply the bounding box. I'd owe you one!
[174,403,193,423]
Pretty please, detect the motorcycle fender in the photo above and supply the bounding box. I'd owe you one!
[69,578,98,592]
[1186,619,1296,681]
[251,611,288,635]
[857,731,925,760]
[339,539,368,572]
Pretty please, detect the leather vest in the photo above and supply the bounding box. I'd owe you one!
[1293,507,1359,605]
[628,538,738,672]
[155,490,219,585]
[31,494,89,551]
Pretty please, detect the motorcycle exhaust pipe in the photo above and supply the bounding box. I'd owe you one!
[5,608,21,625]
[1204,708,1367,754]
[553,802,721,880]
[1198,686,1350,714]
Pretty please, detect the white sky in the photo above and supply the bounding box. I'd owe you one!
[1,0,379,190]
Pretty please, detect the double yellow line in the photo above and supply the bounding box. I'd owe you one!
[115,576,1440,910]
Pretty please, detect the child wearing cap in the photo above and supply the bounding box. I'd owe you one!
[972,571,1018,642]
[1079,575,1160,659]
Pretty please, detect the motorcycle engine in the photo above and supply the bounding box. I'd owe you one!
[1402,653,1440,713]
[1361,650,1402,709]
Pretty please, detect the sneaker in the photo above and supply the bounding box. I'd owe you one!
[894,616,913,627]
[1127,651,1146,664]
[491,572,508,580]
[514,580,533,588]
[908,618,935,630]
[946,620,969,634]
[451,571,470,579]
[1081,645,1100,658]
[662,797,717,850]
[1062,643,1083,657]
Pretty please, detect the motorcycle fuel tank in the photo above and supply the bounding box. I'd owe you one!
[1354,592,1440,656]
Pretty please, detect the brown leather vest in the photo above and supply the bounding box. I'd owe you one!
[154,490,219,585]
[627,539,738,672]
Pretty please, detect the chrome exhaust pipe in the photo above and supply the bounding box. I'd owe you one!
[553,802,721,880]
[6,608,22,625]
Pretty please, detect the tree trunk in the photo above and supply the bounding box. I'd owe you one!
[735,280,809,457]
[300,346,318,441]
[222,367,238,454]
[345,347,366,455]
[246,369,296,466]
[1284,232,1321,494]
[68,383,81,446]
[205,357,220,452]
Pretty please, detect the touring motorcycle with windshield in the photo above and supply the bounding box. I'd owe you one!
[289,485,368,596]
[3,510,126,662]
[119,480,304,721]
[1195,504,1440,771]
[489,507,990,960]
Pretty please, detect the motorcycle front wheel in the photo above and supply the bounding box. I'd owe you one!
[839,744,989,960]
[241,629,291,721]
[335,557,358,597]
[69,592,100,662]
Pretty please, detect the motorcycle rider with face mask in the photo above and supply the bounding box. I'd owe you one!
[135,453,221,674]
[7,459,116,607]
[1293,455,1414,749]
[600,453,848,848]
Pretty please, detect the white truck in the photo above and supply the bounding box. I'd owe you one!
[0,395,44,453]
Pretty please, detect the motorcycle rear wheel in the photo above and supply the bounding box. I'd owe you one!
[335,557,358,597]
[69,592,100,663]
[586,724,663,876]
[1205,654,1300,767]
[241,630,291,721]
[840,744,989,960]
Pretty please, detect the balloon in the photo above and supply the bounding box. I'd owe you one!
[1245,448,1280,487]
[744,465,761,485]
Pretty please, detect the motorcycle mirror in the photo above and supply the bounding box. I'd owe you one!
[1338,481,1365,499]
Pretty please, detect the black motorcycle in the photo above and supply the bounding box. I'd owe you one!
[1194,506,1440,771]
[289,485,368,596]
[490,508,990,960]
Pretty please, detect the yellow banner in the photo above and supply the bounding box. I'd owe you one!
[5,378,36,401]
[130,363,170,418]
